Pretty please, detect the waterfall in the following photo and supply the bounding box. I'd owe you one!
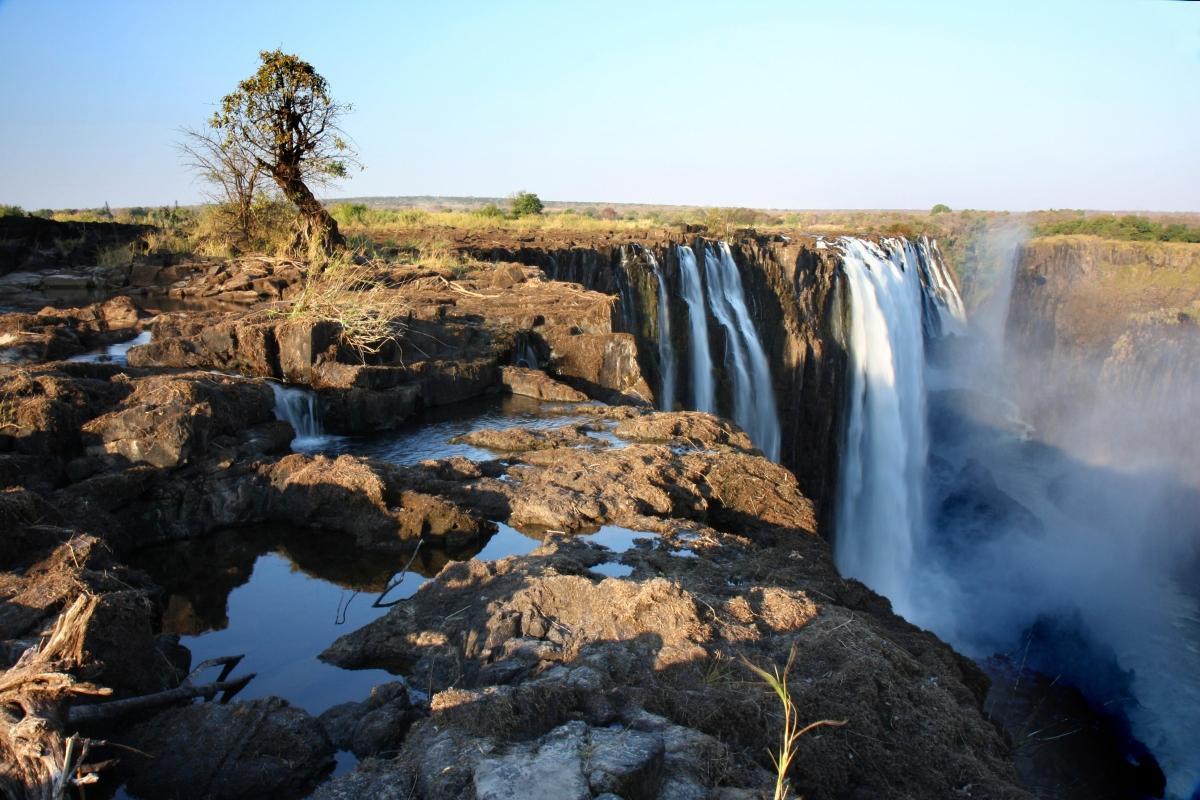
[676,245,715,413]
[271,383,326,449]
[647,250,676,412]
[834,236,955,615]
[700,243,781,461]
[913,238,967,337]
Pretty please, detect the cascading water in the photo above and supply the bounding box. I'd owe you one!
[271,383,326,450]
[833,237,933,614]
[676,245,715,414]
[835,232,1200,796]
[700,243,781,461]
[647,250,676,412]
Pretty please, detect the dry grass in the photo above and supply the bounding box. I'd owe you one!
[286,255,409,356]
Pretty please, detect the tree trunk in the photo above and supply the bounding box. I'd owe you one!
[272,169,345,258]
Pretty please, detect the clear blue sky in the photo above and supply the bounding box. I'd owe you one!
[1,0,1198,211]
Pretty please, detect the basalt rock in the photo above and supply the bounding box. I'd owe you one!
[119,696,335,800]
[500,366,590,402]
[0,296,142,362]
[80,372,276,468]
[319,414,1027,799]
[318,681,422,759]
[452,423,606,453]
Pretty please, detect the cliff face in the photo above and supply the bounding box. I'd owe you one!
[471,233,849,526]
[1008,235,1200,481]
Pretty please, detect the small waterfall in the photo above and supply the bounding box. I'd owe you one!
[512,334,540,369]
[676,245,715,413]
[701,243,781,460]
[271,383,325,448]
[647,250,676,412]
[834,236,955,614]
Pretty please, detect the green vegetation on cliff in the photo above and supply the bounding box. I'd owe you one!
[1034,215,1200,243]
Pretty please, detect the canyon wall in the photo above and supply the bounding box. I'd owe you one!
[473,234,850,526]
[1007,235,1200,482]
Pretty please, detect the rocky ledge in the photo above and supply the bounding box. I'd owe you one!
[0,231,1032,799]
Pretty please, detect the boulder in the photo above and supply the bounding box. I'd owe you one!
[500,366,590,403]
[120,696,335,800]
[318,681,421,758]
[542,329,652,405]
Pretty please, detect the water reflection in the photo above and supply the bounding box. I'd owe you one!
[131,521,542,714]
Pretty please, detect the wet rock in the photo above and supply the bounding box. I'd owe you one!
[120,696,335,800]
[500,366,590,402]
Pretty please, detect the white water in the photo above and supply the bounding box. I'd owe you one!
[647,250,676,412]
[834,233,1200,796]
[834,237,931,614]
[676,245,715,414]
[701,243,781,461]
[270,383,328,450]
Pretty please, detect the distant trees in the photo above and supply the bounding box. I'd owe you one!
[208,49,359,257]
[510,191,544,217]
[930,203,952,215]
[1035,214,1200,243]
[0,205,25,218]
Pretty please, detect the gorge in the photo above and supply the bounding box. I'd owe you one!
[1,217,1197,800]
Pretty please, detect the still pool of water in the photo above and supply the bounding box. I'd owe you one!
[291,393,607,464]
[132,521,544,716]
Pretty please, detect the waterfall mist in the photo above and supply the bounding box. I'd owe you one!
[835,228,1200,797]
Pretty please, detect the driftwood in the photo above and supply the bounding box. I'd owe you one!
[0,595,253,800]
[0,595,111,800]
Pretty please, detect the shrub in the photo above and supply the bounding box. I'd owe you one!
[330,203,370,227]
[0,205,25,218]
[475,203,504,218]
[1034,215,1200,243]
[510,191,544,217]
[931,203,952,214]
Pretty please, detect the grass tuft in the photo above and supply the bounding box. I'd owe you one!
[286,253,409,357]
[742,644,848,800]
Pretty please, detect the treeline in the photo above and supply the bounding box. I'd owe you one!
[1035,215,1200,243]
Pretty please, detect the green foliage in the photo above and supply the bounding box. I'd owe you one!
[1034,215,1200,243]
[510,191,544,217]
[475,203,504,218]
[931,203,952,214]
[213,49,357,186]
[0,205,25,218]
